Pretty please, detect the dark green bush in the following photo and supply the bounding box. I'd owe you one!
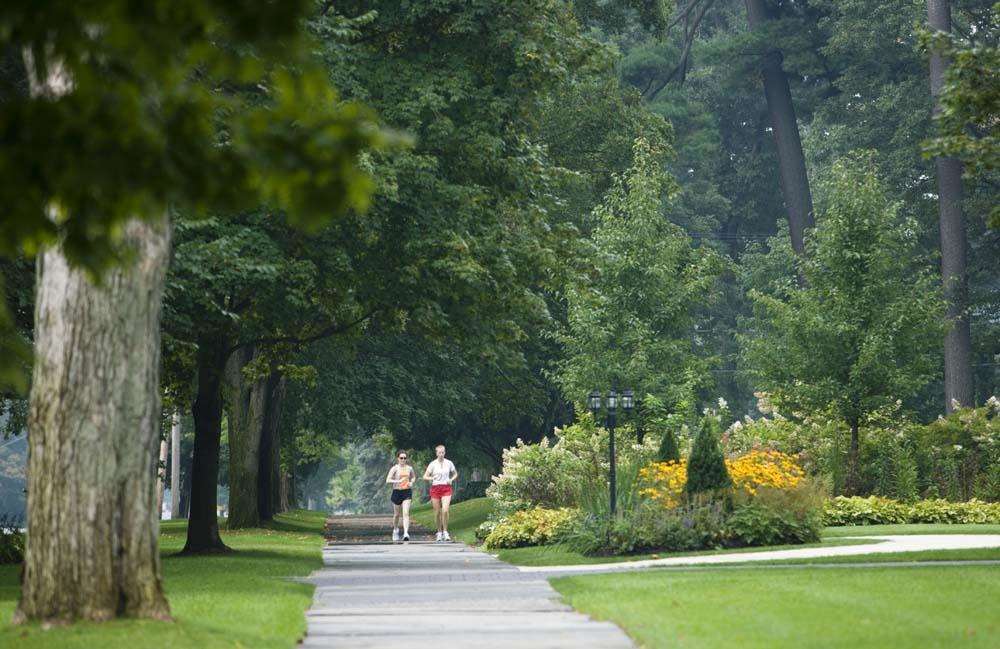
[658,428,680,462]
[0,514,24,564]
[685,417,731,495]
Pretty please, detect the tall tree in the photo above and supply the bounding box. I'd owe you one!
[6,0,383,621]
[743,0,815,255]
[558,137,724,420]
[928,0,974,411]
[742,155,945,493]
[17,217,172,623]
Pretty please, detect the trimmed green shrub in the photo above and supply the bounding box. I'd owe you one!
[482,507,578,550]
[686,417,731,495]
[560,501,729,556]
[823,496,1000,526]
[658,428,680,462]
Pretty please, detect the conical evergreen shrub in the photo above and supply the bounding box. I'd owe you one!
[685,417,731,495]
[658,428,680,462]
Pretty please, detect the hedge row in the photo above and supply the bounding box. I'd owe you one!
[823,496,1000,526]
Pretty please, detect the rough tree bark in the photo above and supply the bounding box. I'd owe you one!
[15,217,172,624]
[224,346,267,529]
[257,371,286,521]
[182,334,231,553]
[744,0,815,255]
[927,0,973,412]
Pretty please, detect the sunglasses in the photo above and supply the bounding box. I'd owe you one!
[398,455,407,460]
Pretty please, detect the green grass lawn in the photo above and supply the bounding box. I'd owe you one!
[496,538,876,567]
[718,546,1000,565]
[552,564,1000,649]
[823,523,1000,537]
[0,510,327,649]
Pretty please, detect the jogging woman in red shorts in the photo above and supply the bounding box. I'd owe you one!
[422,444,457,542]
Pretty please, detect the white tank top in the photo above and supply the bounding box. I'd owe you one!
[430,459,455,485]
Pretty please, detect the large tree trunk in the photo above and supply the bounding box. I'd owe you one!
[182,334,230,553]
[744,0,815,256]
[927,0,973,412]
[258,371,286,521]
[224,346,267,529]
[15,217,172,624]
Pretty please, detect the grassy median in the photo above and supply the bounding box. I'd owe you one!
[0,510,327,649]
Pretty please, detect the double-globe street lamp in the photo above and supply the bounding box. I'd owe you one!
[588,387,634,516]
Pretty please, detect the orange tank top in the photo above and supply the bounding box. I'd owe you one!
[395,466,411,490]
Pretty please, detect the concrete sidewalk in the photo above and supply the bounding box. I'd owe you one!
[303,516,634,648]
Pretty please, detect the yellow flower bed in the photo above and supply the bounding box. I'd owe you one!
[639,461,687,507]
[640,450,805,506]
[727,450,805,495]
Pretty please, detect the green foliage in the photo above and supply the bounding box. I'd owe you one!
[916,398,1000,501]
[685,416,731,495]
[726,484,824,547]
[742,155,946,434]
[557,137,724,417]
[921,2,1000,227]
[485,437,581,516]
[824,496,1000,526]
[658,428,681,462]
[0,515,24,564]
[482,507,579,550]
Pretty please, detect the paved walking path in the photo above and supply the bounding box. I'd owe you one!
[518,533,1000,574]
[303,515,634,648]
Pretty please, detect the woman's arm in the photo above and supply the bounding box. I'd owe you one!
[449,463,458,484]
[422,463,434,481]
[385,466,399,485]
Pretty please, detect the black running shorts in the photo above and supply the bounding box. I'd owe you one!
[390,489,412,505]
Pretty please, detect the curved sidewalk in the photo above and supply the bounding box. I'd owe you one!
[517,534,1000,574]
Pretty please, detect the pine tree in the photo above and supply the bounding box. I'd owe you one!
[685,417,731,495]
[658,428,681,462]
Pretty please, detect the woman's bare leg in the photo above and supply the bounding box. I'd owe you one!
[440,494,452,534]
[402,498,411,537]
[392,503,402,530]
[431,497,442,532]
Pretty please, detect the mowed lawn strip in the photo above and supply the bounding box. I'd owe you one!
[0,509,327,649]
[551,565,1000,649]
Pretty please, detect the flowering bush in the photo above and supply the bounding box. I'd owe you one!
[639,461,686,507]
[485,437,580,516]
[482,507,579,550]
[486,415,658,516]
[728,450,805,495]
[640,450,806,506]
[823,496,1000,526]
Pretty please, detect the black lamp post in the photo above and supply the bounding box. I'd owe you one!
[588,387,635,516]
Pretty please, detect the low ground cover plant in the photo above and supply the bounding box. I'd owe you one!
[824,495,1000,526]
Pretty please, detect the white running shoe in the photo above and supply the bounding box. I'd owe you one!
[403,533,410,543]
[436,531,443,542]
[392,528,400,542]
[443,531,451,542]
